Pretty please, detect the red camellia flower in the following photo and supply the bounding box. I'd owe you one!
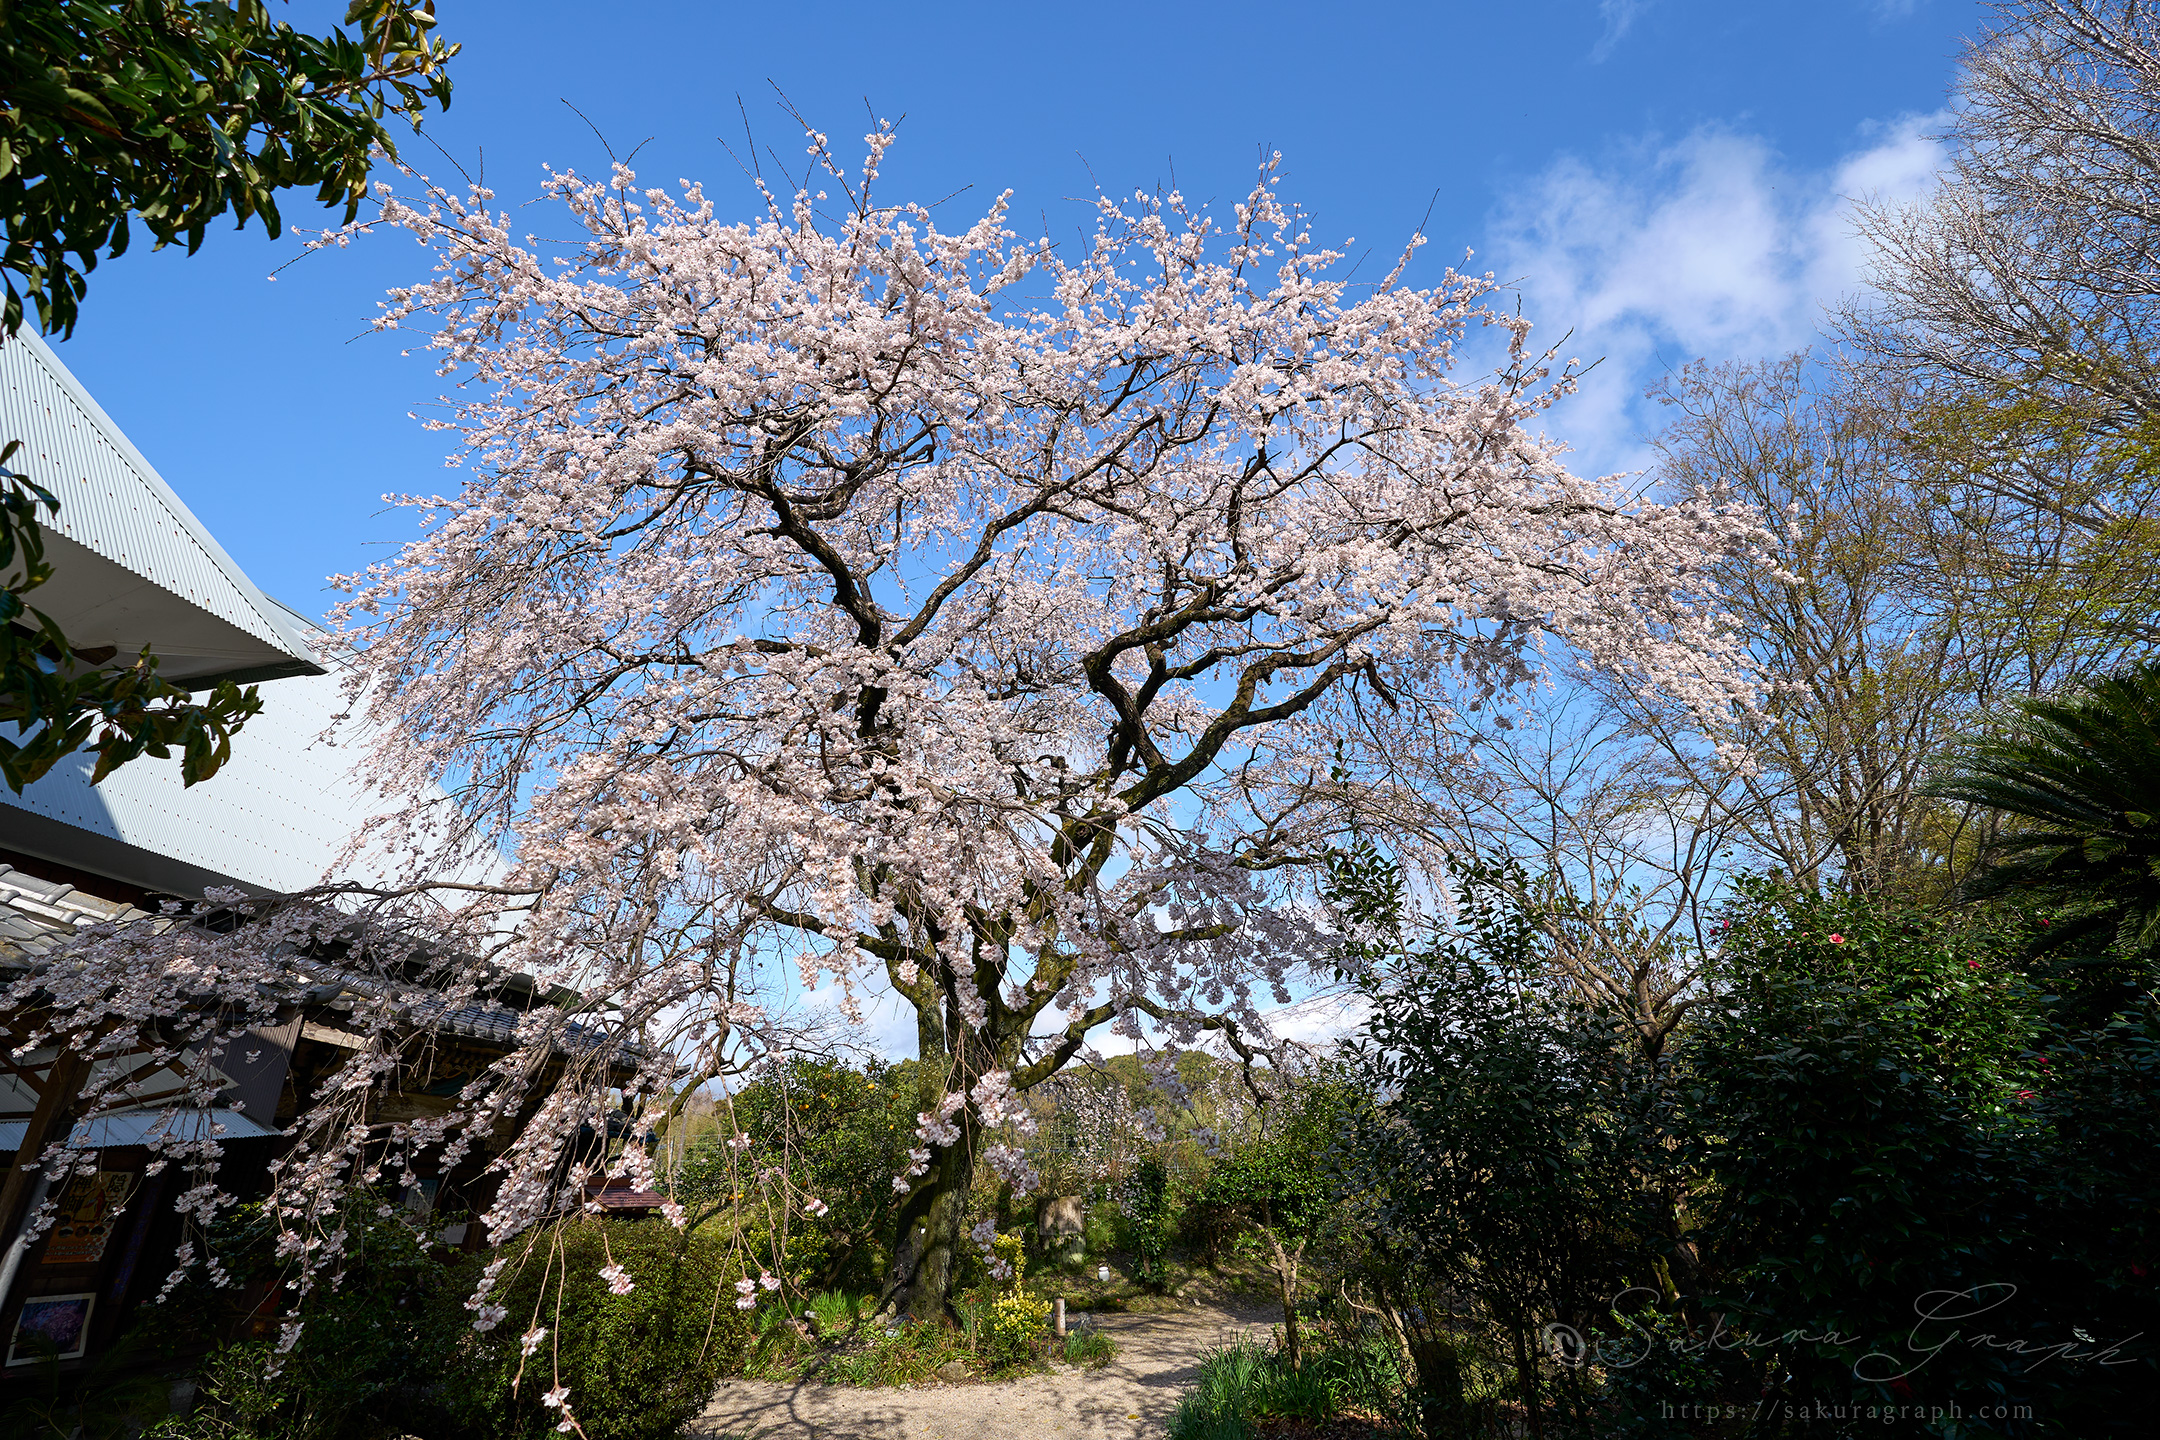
[2017,1089,2036,1100]
[1829,934,1845,944]
[1967,960,1981,970]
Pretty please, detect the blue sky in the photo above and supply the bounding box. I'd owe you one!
[43,0,1979,623]
[25,0,1989,1058]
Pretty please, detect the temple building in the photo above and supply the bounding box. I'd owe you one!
[0,331,589,1374]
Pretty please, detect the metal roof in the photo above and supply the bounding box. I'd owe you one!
[0,660,403,896]
[0,330,321,687]
[0,1108,281,1150]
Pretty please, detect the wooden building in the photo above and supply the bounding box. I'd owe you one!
[0,330,622,1378]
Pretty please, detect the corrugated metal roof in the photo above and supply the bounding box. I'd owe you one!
[0,330,320,684]
[1,661,399,895]
[0,1108,280,1150]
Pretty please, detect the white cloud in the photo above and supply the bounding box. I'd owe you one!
[1260,990,1371,1051]
[1482,113,1945,475]
[1591,0,1652,62]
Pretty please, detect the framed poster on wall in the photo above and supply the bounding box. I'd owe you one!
[7,1292,94,1365]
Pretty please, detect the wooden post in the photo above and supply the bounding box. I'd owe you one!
[0,1048,89,1239]
[0,1047,90,1320]
[1054,1297,1066,1337]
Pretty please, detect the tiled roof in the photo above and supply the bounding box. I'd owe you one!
[0,864,153,964]
[0,866,642,1062]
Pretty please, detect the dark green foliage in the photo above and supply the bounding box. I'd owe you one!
[1117,1155,1172,1286]
[1683,889,2031,1426]
[146,1200,466,1440]
[1191,1065,1365,1368]
[154,1213,748,1440]
[2,1325,174,1438]
[2015,1002,2160,1399]
[1,0,456,339]
[680,1057,917,1291]
[1931,659,2160,964]
[1191,1082,1343,1252]
[433,1220,750,1440]
[1336,848,1678,1407]
[1569,1304,1748,1440]
[1,441,263,790]
[1683,883,2158,1437]
[1321,834,2160,1437]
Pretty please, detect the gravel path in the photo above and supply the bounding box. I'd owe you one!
[693,1298,1278,1440]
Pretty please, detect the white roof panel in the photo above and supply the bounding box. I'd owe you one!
[0,655,398,895]
[0,330,320,685]
[0,1108,280,1151]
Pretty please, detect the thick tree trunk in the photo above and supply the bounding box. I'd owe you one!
[876,949,1013,1325]
[878,1124,977,1323]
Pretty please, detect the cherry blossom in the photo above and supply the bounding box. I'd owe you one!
[323,120,1762,1315]
[5,115,1767,1358]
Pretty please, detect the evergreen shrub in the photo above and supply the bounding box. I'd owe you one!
[432,1219,751,1440]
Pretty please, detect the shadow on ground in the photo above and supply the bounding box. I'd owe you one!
[693,1296,1279,1439]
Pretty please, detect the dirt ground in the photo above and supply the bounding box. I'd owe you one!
[692,1296,1279,1440]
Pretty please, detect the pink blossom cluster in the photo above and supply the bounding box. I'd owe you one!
[10,116,1767,1416]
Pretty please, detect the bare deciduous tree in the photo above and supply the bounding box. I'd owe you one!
[1848,1,2160,657]
[1851,1,2160,441]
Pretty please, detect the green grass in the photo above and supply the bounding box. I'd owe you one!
[1060,1322,1118,1368]
[1166,1328,1403,1440]
[1168,1338,1270,1440]
[1037,1248,1260,1315]
[820,1319,973,1387]
[804,1289,864,1340]
[749,1283,1117,1389]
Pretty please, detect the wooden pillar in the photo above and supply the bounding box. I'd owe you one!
[0,1048,90,1237]
[0,1047,91,1322]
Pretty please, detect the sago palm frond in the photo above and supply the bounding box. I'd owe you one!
[1928,660,2160,958]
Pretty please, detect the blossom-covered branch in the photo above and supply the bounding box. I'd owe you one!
[310,121,1765,1316]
